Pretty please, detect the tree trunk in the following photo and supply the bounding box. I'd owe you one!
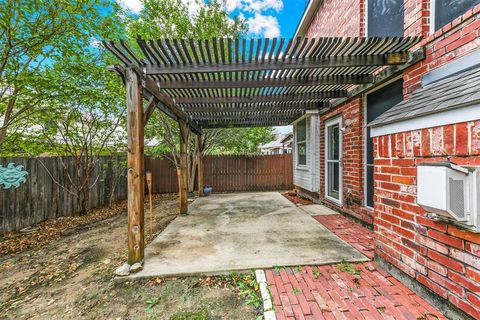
[188,139,198,192]
[196,134,204,196]
[0,88,19,148]
[178,119,188,214]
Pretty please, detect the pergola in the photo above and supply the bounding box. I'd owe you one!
[103,36,422,264]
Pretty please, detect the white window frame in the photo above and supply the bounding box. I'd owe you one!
[295,118,308,168]
[365,0,369,37]
[429,0,437,34]
[325,116,343,206]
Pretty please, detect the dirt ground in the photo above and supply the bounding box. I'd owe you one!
[0,195,256,320]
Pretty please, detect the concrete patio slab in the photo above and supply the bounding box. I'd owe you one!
[132,192,368,278]
[299,204,339,216]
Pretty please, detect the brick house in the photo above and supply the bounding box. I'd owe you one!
[293,1,480,318]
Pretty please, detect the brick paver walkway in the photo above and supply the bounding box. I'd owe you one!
[313,215,375,259]
[265,213,445,320]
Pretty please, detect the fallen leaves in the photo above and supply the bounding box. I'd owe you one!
[0,194,176,257]
[282,190,313,205]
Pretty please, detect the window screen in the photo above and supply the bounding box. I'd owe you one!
[368,0,404,37]
[366,79,404,207]
[434,0,480,31]
[296,119,307,165]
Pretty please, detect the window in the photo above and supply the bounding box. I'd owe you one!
[325,118,342,204]
[367,0,404,37]
[296,119,307,165]
[432,0,480,31]
[365,79,404,208]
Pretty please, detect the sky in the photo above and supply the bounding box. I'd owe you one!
[117,0,308,38]
[116,0,307,134]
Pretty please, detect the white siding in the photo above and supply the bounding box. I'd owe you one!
[293,114,320,193]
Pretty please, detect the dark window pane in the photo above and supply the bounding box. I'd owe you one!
[298,142,306,165]
[368,0,404,37]
[366,79,404,164]
[297,119,306,142]
[367,165,374,207]
[328,124,340,160]
[366,79,404,207]
[435,0,480,31]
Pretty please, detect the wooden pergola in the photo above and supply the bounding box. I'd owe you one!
[103,36,422,264]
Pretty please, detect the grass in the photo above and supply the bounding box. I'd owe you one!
[273,266,283,275]
[145,297,160,314]
[228,272,263,311]
[336,261,361,275]
[312,269,321,279]
[292,287,302,295]
[170,308,210,320]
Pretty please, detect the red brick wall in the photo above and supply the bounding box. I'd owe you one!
[319,98,374,225]
[305,0,364,37]
[404,4,480,95]
[373,121,480,319]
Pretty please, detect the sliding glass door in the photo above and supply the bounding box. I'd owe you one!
[325,117,342,205]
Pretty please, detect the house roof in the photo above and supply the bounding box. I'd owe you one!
[259,133,293,149]
[368,65,480,127]
[279,132,293,143]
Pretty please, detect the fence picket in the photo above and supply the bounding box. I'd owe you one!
[0,154,293,233]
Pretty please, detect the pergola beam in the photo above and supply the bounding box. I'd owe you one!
[108,65,203,135]
[200,119,298,128]
[175,91,346,104]
[157,75,373,89]
[145,53,410,75]
[195,114,303,121]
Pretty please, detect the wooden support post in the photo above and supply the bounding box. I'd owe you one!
[196,134,204,196]
[178,119,189,214]
[126,67,145,265]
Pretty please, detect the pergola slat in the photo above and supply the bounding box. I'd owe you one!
[144,53,409,75]
[156,74,373,89]
[176,91,344,104]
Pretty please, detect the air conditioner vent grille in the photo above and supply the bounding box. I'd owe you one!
[449,178,465,219]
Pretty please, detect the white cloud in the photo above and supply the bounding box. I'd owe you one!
[117,0,143,13]
[246,13,280,38]
[244,0,283,13]
[226,0,243,12]
[181,0,202,17]
[226,0,283,13]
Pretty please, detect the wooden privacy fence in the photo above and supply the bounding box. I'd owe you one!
[0,156,128,234]
[0,154,292,233]
[203,154,293,191]
[145,154,293,193]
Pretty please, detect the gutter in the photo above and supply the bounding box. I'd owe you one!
[293,0,322,38]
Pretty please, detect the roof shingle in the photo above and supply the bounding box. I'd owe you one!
[368,65,480,127]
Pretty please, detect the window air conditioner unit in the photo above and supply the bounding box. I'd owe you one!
[417,162,479,232]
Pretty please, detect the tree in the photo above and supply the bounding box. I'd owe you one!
[129,0,254,192]
[0,0,130,213]
[37,50,127,215]
[0,0,124,151]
